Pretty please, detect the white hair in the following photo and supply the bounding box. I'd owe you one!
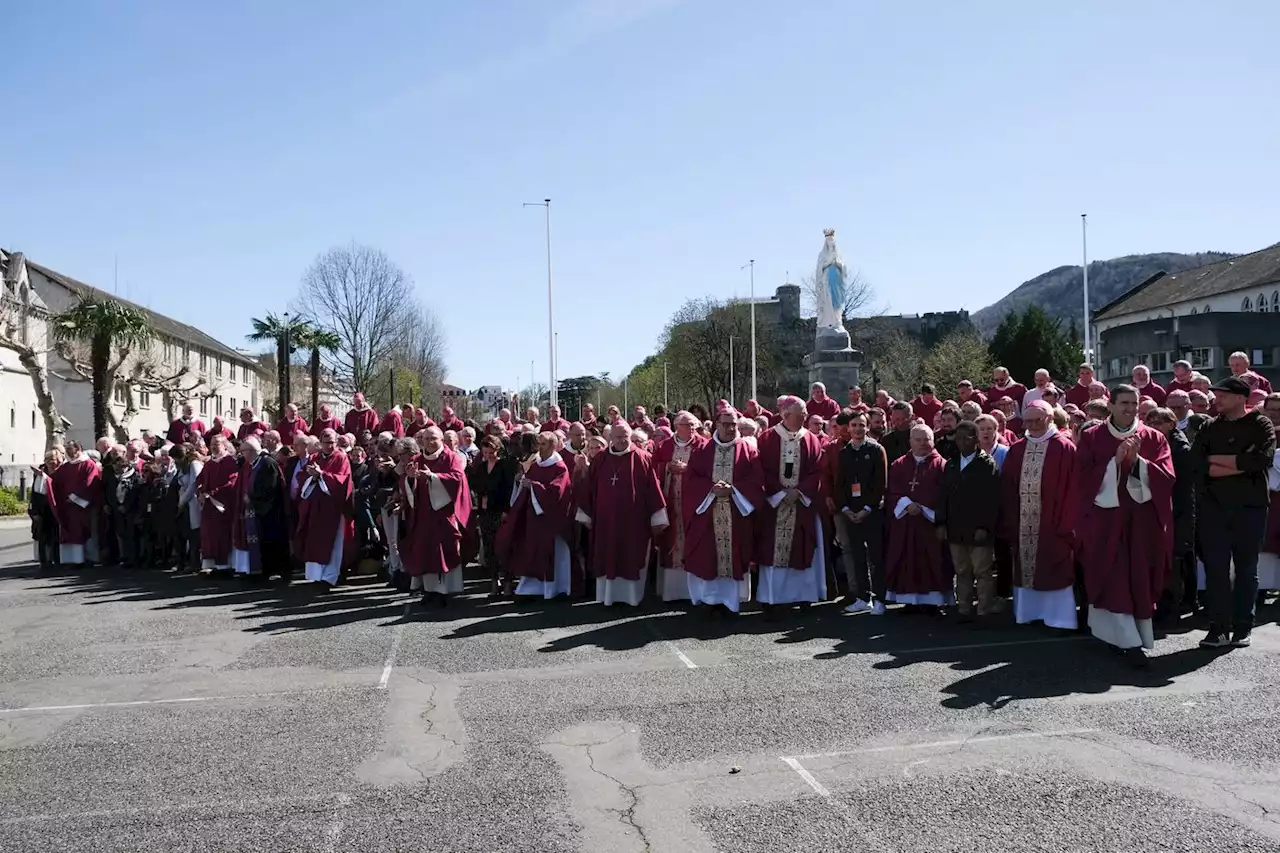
[461,426,476,439]
[242,436,262,454]
[737,417,757,435]
[811,381,826,391]
[1034,368,1050,378]
[632,429,648,442]
[910,424,935,442]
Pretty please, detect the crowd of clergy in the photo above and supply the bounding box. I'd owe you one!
[24,350,1279,667]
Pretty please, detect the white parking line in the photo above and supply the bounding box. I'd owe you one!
[379,624,405,688]
[0,792,344,825]
[790,728,1101,761]
[780,757,832,797]
[0,687,362,715]
[645,621,698,669]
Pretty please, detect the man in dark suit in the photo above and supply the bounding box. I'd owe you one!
[936,420,1002,621]
[833,410,889,615]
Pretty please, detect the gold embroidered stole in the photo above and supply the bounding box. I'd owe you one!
[772,429,803,568]
[712,441,736,578]
[668,440,695,568]
[1018,440,1049,586]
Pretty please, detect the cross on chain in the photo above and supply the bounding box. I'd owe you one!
[610,471,620,486]
[908,461,922,494]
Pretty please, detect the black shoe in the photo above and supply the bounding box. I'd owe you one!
[1230,629,1252,648]
[1124,647,1149,669]
[1199,628,1231,649]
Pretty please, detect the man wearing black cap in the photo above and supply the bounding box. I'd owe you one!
[1193,375,1277,648]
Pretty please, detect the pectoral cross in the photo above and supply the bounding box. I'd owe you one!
[908,462,922,494]
[610,471,620,486]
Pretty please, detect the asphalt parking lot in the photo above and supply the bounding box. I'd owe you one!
[3,521,1280,852]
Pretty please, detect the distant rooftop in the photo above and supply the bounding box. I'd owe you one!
[1093,243,1280,321]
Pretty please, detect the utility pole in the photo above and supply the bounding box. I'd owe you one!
[729,335,735,404]
[523,198,556,408]
[663,361,668,410]
[1081,214,1091,361]
[741,260,757,401]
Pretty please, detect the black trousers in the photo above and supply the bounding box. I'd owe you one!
[835,510,885,602]
[1199,499,1267,632]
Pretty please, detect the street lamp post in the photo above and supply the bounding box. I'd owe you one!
[741,260,757,401]
[524,199,556,408]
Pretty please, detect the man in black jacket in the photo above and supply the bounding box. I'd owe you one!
[935,420,1002,621]
[1194,376,1277,648]
[833,410,889,615]
[880,401,914,465]
[1146,407,1196,622]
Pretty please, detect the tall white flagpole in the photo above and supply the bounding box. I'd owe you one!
[663,361,668,410]
[524,199,556,409]
[742,260,757,401]
[729,335,735,405]
[1081,213,1090,361]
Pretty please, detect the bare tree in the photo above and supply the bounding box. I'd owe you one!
[297,243,417,395]
[0,285,64,449]
[865,328,925,402]
[801,270,875,320]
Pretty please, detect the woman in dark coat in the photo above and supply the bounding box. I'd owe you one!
[468,435,518,597]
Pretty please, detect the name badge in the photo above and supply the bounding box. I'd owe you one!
[850,482,862,498]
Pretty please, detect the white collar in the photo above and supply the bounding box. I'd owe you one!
[913,453,930,462]
[993,378,1012,389]
[536,451,562,468]
[609,444,633,456]
[1106,418,1139,438]
[422,447,444,461]
[1026,425,1058,443]
[772,423,807,440]
[674,434,695,447]
[960,452,975,463]
[713,432,739,447]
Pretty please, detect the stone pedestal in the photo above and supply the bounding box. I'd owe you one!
[805,345,863,392]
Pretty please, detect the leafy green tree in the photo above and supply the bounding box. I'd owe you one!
[923,327,993,399]
[988,305,1083,386]
[293,324,341,421]
[247,313,310,413]
[53,297,154,440]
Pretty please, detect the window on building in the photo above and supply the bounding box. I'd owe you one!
[1149,351,1170,372]
[1273,291,1279,312]
[199,350,208,371]
[1242,297,1252,311]
[1188,348,1214,370]
[243,365,251,384]
[9,408,13,429]
[215,357,223,378]
[139,391,151,409]
[216,395,223,416]
[113,383,125,404]
[1260,293,1269,313]
[230,398,237,415]
[1190,307,1197,315]
[31,410,36,429]
[163,340,173,362]
[1108,358,1121,378]
[200,396,208,415]
[1203,305,1211,314]
[1253,349,1272,367]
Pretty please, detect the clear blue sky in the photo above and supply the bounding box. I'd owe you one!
[5,1,1278,390]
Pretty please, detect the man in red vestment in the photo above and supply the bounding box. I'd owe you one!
[310,403,342,436]
[909,384,943,431]
[196,435,239,573]
[575,421,668,606]
[497,432,573,600]
[268,403,305,446]
[439,406,466,433]
[1229,351,1274,394]
[885,425,950,612]
[379,405,405,438]
[756,396,827,616]
[806,382,840,421]
[400,426,471,605]
[683,405,765,615]
[538,404,571,435]
[1001,401,1079,630]
[1164,360,1194,396]
[293,428,353,591]
[1130,365,1167,406]
[1076,385,1175,666]
[166,402,207,446]
[51,440,101,566]
[652,411,707,603]
[344,392,379,437]
[204,416,233,445]
[239,406,271,442]
[956,380,987,413]
[985,366,1027,415]
[1064,363,1096,410]
[405,407,435,438]
[845,386,870,413]
[743,399,778,427]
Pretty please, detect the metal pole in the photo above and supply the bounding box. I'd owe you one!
[742,260,757,401]
[524,199,555,409]
[729,335,735,405]
[1081,214,1090,361]
[624,376,628,412]
[663,362,668,410]
[282,312,291,408]
[555,331,560,408]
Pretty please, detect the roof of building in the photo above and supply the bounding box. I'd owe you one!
[26,260,259,367]
[1093,243,1280,321]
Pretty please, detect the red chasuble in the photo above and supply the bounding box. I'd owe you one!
[1000,432,1078,591]
[755,426,824,570]
[273,416,307,446]
[1164,377,1194,396]
[538,418,571,435]
[577,446,666,581]
[400,448,472,577]
[496,455,572,582]
[439,415,465,433]
[204,419,233,445]
[1134,382,1167,406]
[379,409,405,438]
[167,417,207,446]
[985,381,1027,413]
[405,418,435,438]
[238,420,270,441]
[884,451,947,595]
[310,416,342,436]
[51,456,101,546]
[343,407,379,438]
[197,454,239,564]
[909,396,942,429]
[652,434,707,568]
[1064,382,1092,409]
[1075,421,1174,621]
[682,437,765,582]
[292,450,353,564]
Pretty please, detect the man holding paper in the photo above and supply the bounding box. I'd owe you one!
[293,428,353,591]
[51,440,101,567]
[197,435,239,574]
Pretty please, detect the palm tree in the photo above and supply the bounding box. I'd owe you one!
[293,325,340,421]
[53,297,154,440]
[247,313,310,414]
